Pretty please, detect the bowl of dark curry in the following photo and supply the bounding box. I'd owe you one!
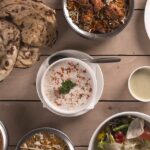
[0,121,8,150]
[63,0,134,39]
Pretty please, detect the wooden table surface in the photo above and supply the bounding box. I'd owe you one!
[0,0,150,149]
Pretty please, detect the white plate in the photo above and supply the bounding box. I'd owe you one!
[36,50,104,116]
[145,0,150,39]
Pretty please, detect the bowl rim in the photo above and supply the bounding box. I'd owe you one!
[15,127,75,150]
[0,121,8,150]
[41,57,98,116]
[144,0,150,39]
[63,0,134,39]
[128,66,150,102]
[88,111,150,150]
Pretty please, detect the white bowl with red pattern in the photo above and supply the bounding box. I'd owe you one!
[41,57,99,117]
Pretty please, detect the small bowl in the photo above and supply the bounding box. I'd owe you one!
[16,127,74,150]
[63,0,134,40]
[88,111,150,150]
[41,58,98,117]
[0,121,8,150]
[128,66,150,102]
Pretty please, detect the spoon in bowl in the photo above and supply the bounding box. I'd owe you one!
[49,54,121,65]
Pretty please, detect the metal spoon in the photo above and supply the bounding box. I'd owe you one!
[48,54,121,65]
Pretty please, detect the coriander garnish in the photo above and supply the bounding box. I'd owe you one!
[59,80,76,94]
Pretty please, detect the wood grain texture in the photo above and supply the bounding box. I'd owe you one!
[0,56,150,101]
[44,0,62,9]
[101,56,150,100]
[135,0,147,9]
[1,0,149,149]
[42,11,150,56]
[44,0,146,9]
[1,102,150,146]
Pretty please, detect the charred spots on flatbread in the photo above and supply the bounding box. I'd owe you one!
[0,0,57,79]
[21,6,26,11]
[45,10,53,16]
[5,60,9,67]
[7,47,15,55]
[4,13,13,22]
[0,19,20,81]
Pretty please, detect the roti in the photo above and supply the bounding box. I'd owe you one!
[0,3,57,47]
[0,19,20,81]
[15,44,40,68]
[17,14,54,47]
[0,0,56,24]
[0,0,57,70]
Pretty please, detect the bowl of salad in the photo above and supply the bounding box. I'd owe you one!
[88,111,150,150]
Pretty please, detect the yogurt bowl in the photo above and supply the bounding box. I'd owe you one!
[41,57,98,117]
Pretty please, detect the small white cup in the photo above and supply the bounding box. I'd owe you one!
[41,58,98,117]
[128,66,150,102]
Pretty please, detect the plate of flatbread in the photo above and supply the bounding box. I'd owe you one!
[0,0,57,81]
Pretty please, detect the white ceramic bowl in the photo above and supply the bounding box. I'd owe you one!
[88,111,150,150]
[145,0,150,39]
[128,66,150,102]
[41,58,98,117]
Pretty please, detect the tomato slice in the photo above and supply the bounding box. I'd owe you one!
[140,131,150,141]
[114,131,125,143]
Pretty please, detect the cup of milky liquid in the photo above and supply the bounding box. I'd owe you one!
[128,66,150,102]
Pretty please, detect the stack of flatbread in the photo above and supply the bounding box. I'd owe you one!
[0,0,57,81]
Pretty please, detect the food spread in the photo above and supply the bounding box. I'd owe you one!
[0,0,150,150]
